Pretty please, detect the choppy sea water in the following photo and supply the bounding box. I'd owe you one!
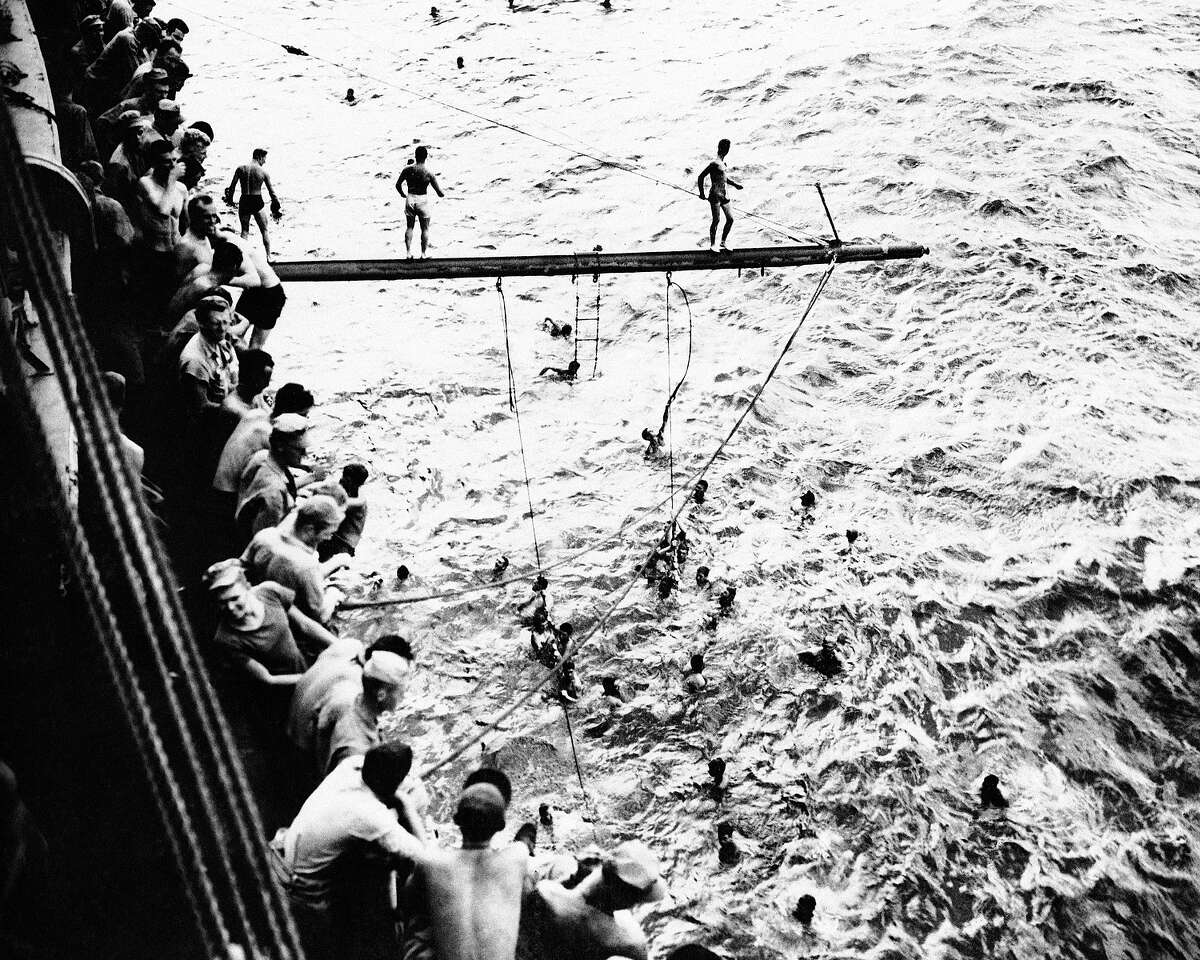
[183,0,1200,955]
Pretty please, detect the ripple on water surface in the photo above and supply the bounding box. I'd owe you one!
[185,0,1200,955]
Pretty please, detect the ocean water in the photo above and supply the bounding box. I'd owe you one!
[182,0,1200,956]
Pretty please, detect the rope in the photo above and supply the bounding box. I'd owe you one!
[338,477,686,610]
[560,702,600,840]
[169,1,826,247]
[340,255,813,614]
[0,104,303,959]
[418,256,838,779]
[0,301,227,960]
[497,277,543,572]
[572,275,580,367]
[591,278,601,379]
[0,106,233,956]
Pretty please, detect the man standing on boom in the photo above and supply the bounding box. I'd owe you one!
[697,138,742,253]
[395,145,446,259]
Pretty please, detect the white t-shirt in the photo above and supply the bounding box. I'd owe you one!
[279,755,421,909]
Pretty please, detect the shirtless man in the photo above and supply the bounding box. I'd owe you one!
[411,775,528,960]
[395,145,446,259]
[518,841,665,960]
[167,238,256,325]
[696,138,742,253]
[174,193,222,279]
[223,229,288,349]
[133,139,187,253]
[224,148,282,258]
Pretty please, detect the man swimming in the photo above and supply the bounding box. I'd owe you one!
[696,138,742,253]
[224,147,282,258]
[395,145,446,259]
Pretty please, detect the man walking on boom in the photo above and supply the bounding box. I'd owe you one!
[697,138,742,253]
[225,147,282,258]
[395,145,446,259]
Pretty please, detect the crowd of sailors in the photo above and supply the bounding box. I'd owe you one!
[24,4,728,959]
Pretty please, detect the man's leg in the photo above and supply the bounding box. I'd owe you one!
[238,210,251,239]
[253,209,271,258]
[708,199,720,247]
[250,323,270,350]
[720,202,734,247]
[404,210,416,258]
[418,210,432,257]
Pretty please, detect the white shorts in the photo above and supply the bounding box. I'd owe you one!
[405,195,432,219]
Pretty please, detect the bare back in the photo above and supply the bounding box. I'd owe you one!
[400,162,438,196]
[237,162,269,197]
[421,845,528,960]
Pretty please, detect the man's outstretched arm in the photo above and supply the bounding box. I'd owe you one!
[697,162,714,198]
[428,173,445,198]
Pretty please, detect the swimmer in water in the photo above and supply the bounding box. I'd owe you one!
[696,138,742,253]
[683,653,707,693]
[224,147,281,258]
[539,360,580,381]
[395,145,446,259]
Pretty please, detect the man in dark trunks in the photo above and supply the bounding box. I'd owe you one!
[696,138,742,253]
[225,147,282,258]
[395,145,446,259]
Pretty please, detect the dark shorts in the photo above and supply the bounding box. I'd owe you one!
[708,191,729,205]
[239,194,266,217]
[236,283,287,330]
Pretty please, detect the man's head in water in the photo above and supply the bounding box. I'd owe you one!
[415,145,429,164]
[454,781,508,844]
[340,462,369,496]
[253,147,268,164]
[717,138,730,158]
[133,0,157,18]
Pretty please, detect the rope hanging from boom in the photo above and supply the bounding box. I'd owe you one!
[420,255,839,779]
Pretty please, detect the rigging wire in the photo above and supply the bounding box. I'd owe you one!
[665,273,676,516]
[496,277,594,831]
[169,1,826,246]
[419,255,838,779]
[496,277,543,572]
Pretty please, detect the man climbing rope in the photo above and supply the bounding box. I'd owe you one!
[696,138,742,253]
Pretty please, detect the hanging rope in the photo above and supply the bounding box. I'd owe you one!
[560,701,600,840]
[170,1,827,247]
[419,256,838,778]
[497,277,543,572]
[655,276,694,446]
[572,275,580,368]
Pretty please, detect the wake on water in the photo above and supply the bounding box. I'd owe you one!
[184,0,1200,955]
